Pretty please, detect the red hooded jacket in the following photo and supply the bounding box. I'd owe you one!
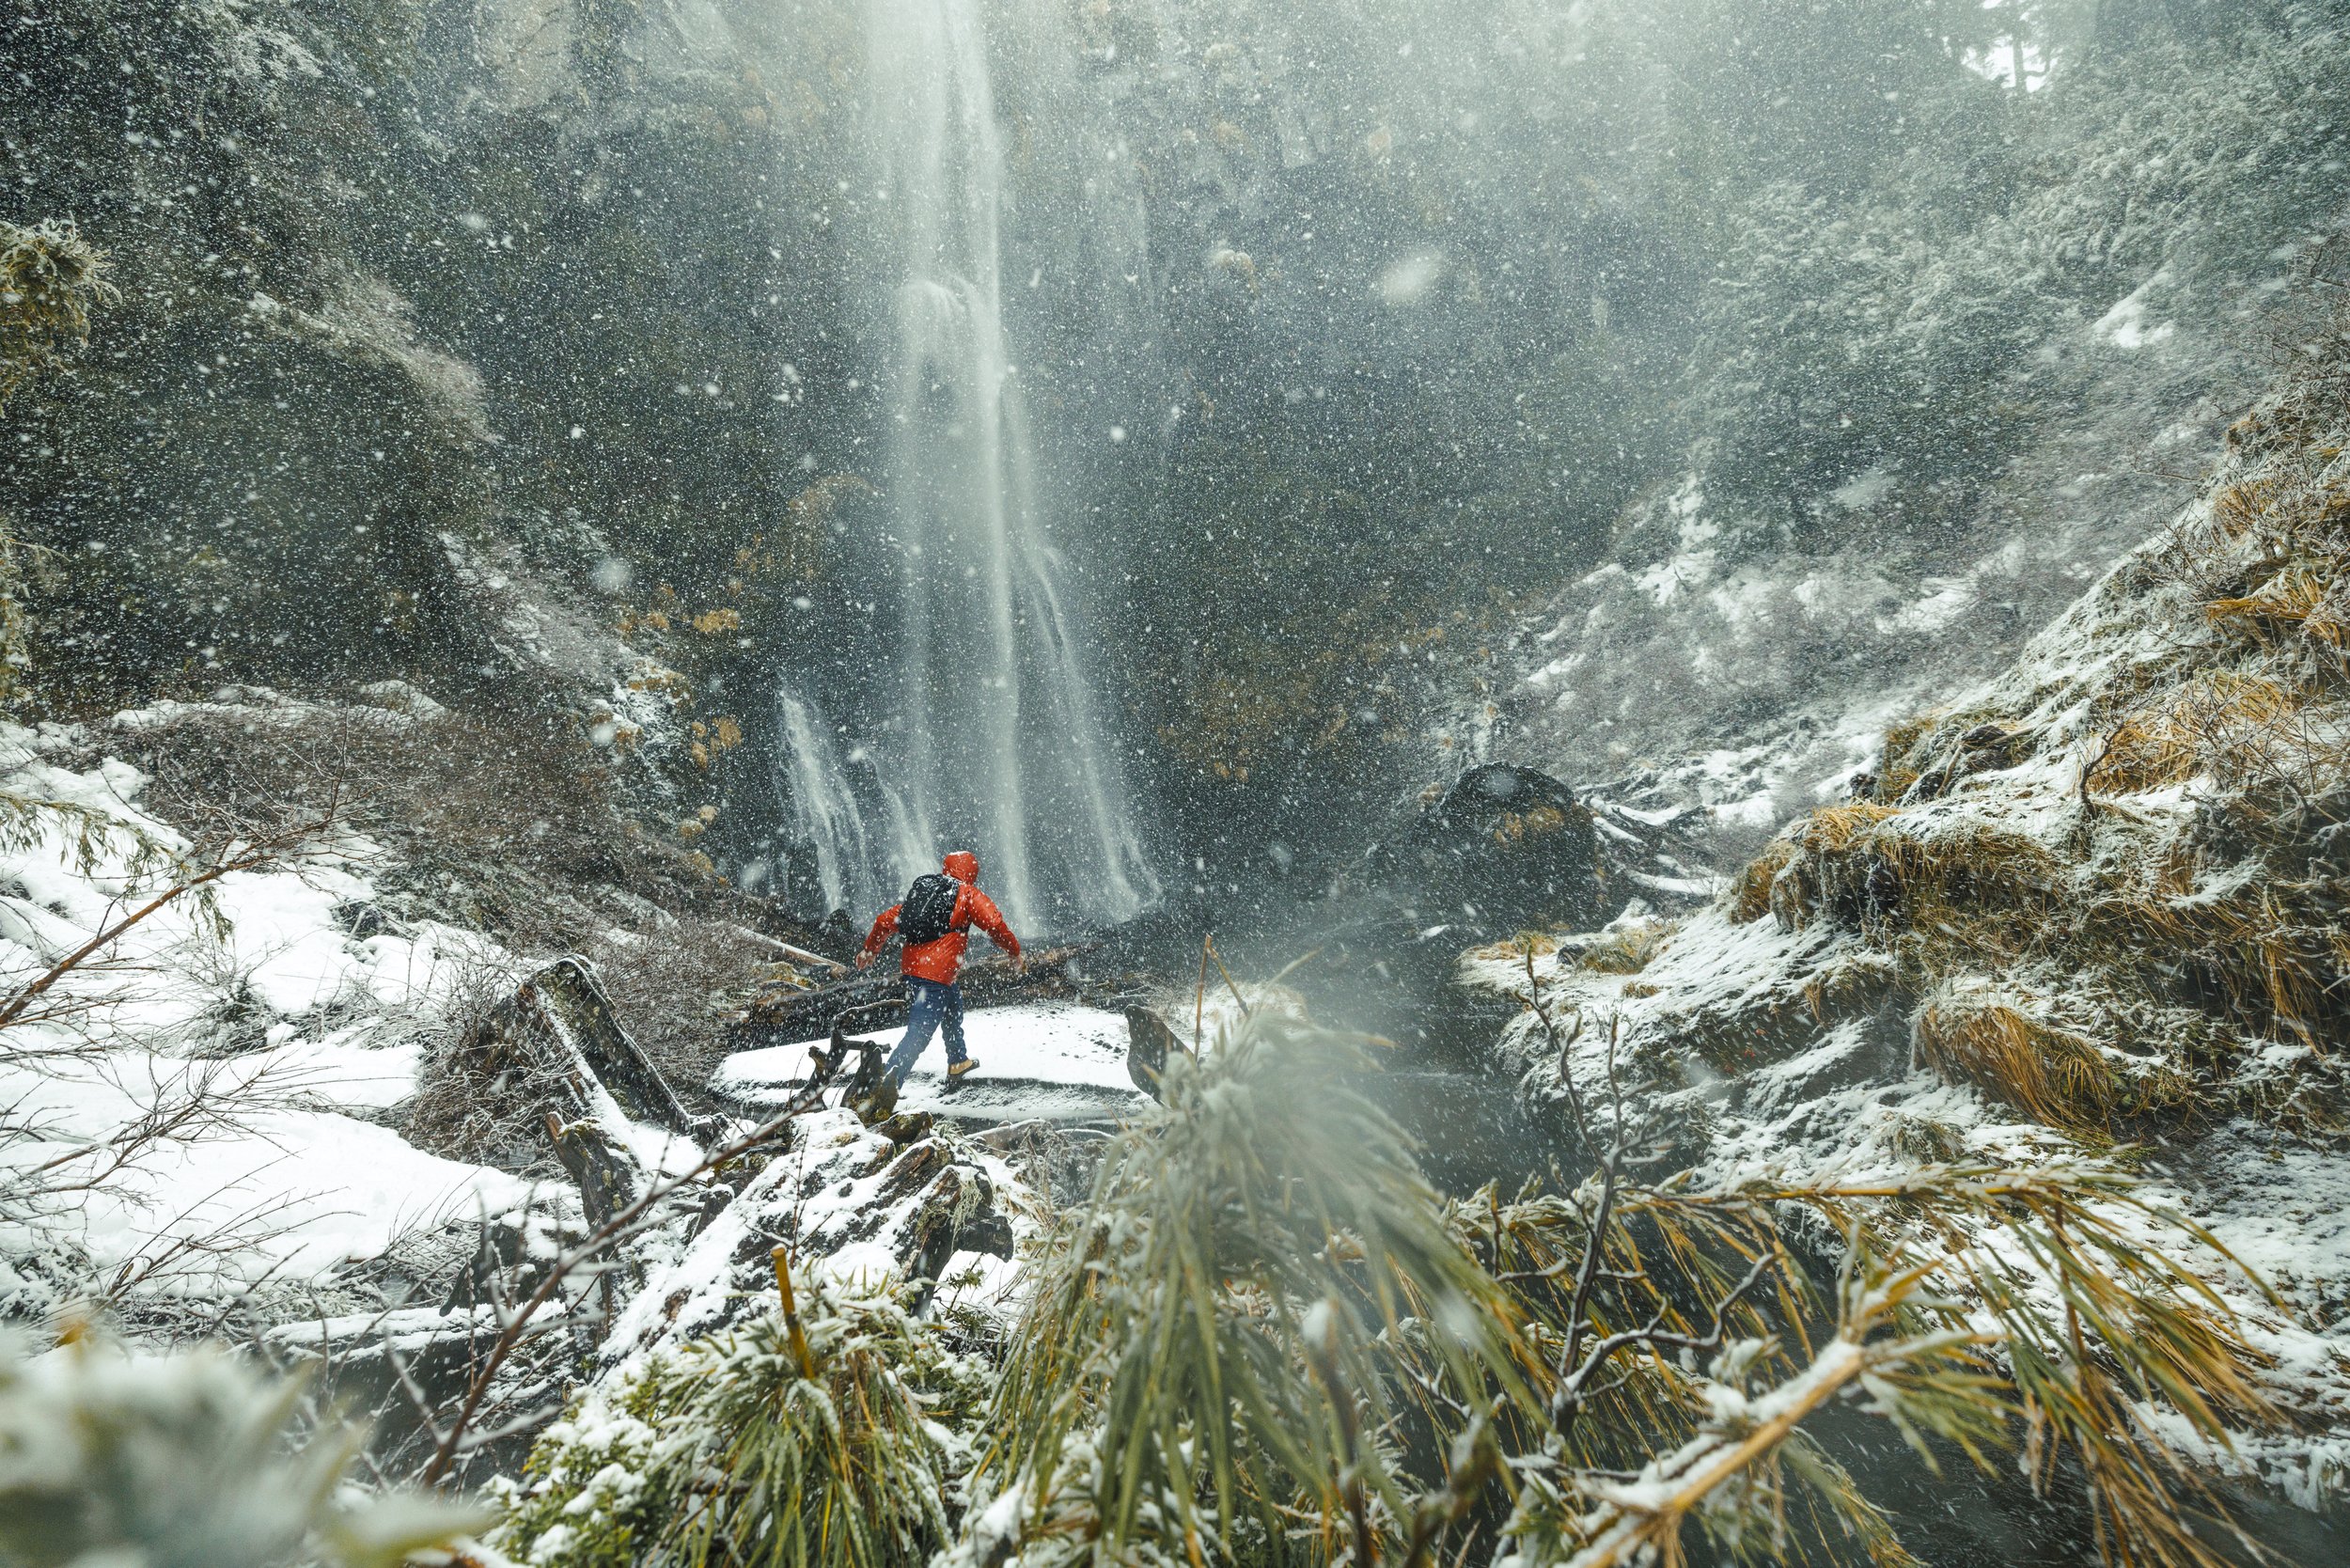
[861,851,1022,984]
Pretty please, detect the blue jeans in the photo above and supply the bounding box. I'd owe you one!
[885,978,967,1086]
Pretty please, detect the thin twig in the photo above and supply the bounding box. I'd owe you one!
[0,791,340,1033]
[1203,934,1250,1017]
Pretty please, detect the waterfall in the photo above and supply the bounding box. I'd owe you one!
[774,0,1155,934]
[774,689,886,917]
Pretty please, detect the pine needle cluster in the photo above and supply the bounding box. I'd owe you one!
[979,1013,1533,1567]
[494,1278,990,1568]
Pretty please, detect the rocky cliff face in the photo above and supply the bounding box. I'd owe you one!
[8,1,861,824]
[9,2,2349,910]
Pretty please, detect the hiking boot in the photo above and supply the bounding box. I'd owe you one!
[946,1058,979,1080]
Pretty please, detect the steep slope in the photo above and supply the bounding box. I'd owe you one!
[1468,314,2350,1513]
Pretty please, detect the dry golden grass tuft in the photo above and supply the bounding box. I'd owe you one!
[2205,560,2339,645]
[2207,476,2281,539]
[2102,887,2350,1055]
[1789,801,1903,853]
[1762,803,2063,951]
[1576,917,1676,975]
[1726,839,1794,925]
[1882,820,2064,913]
[1913,990,2112,1134]
[1469,930,1560,961]
[1873,709,1941,799]
[2092,668,2349,800]
[2089,709,2201,794]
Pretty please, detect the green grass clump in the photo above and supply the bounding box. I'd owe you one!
[497,1018,2303,1568]
[494,1282,988,1568]
[955,1010,2293,1568]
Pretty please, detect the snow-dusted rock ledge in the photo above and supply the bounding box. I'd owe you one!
[710,1001,1151,1125]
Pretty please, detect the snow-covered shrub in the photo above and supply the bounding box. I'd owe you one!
[1689,15,2350,537]
[580,914,789,1095]
[1912,980,2118,1133]
[0,219,115,411]
[494,1283,990,1568]
[980,1010,1528,1566]
[967,1004,2299,1568]
[0,1330,479,1568]
[0,218,114,705]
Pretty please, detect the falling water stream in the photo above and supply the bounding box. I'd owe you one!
[772,0,1155,935]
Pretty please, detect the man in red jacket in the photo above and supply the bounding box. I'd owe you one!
[857,850,1024,1086]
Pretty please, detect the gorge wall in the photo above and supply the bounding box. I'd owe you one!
[8,0,2348,931]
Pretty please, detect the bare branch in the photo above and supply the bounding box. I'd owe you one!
[0,791,342,1035]
[418,1087,827,1485]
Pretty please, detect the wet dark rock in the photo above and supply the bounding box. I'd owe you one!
[874,1140,948,1204]
[546,1116,642,1229]
[872,1110,936,1145]
[1124,1004,1185,1097]
[546,1114,643,1318]
[1398,763,1608,931]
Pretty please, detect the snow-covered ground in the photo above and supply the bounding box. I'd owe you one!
[0,711,542,1315]
[0,694,1113,1345]
[711,1000,1150,1124]
[602,1101,1054,1364]
[1467,899,2350,1507]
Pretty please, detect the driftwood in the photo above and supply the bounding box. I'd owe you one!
[462,956,705,1140]
[520,957,701,1134]
[901,1160,1015,1311]
[544,1111,641,1322]
[455,957,717,1278]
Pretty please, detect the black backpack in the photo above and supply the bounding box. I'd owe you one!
[896,872,963,944]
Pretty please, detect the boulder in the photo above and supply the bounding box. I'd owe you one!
[1400,764,1608,930]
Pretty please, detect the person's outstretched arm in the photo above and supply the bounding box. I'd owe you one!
[856,904,901,969]
[965,890,1024,970]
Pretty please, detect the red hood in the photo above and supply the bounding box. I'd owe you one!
[942,851,979,884]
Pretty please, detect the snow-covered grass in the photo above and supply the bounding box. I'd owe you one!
[1459,332,2350,1517]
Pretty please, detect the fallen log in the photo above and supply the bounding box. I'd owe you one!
[729,942,1104,1050]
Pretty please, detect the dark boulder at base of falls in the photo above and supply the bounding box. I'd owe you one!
[1387,764,1614,933]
